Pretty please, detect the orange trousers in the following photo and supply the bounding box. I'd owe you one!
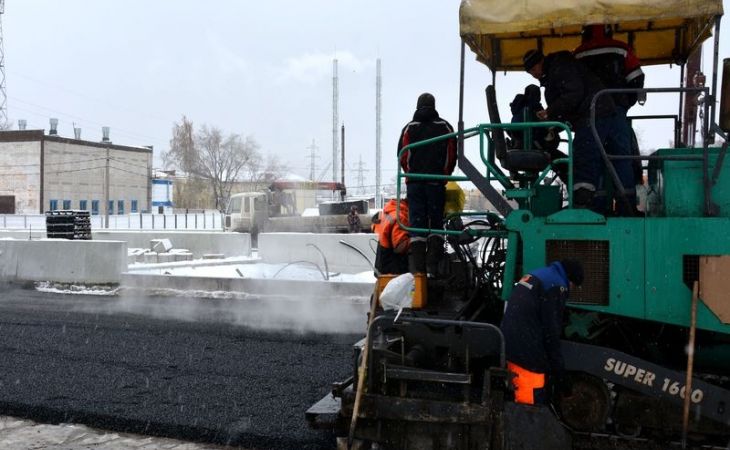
[507,361,546,405]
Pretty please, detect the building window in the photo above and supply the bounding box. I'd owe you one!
[49,199,58,211]
[118,200,124,215]
[79,200,88,211]
[62,200,71,210]
[131,200,138,213]
[108,200,114,215]
[91,200,99,215]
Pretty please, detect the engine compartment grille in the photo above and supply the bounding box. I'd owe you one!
[546,240,609,305]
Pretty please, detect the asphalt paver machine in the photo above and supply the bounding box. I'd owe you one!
[308,0,730,448]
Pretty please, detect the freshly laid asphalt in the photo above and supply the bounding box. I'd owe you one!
[0,284,361,449]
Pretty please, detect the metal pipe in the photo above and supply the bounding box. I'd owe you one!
[679,63,686,147]
[708,17,722,142]
[458,39,466,159]
[681,281,699,448]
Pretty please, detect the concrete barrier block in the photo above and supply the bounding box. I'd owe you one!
[92,231,251,258]
[150,238,173,253]
[1,239,127,284]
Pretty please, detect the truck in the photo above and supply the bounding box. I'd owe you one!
[306,0,730,448]
[224,180,371,236]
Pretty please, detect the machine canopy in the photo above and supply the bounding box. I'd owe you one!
[459,0,724,71]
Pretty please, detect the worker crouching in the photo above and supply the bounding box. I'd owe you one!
[500,260,584,405]
[371,199,410,276]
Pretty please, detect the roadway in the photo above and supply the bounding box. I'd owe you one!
[0,284,360,449]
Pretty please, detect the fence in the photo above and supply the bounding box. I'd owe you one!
[0,212,224,231]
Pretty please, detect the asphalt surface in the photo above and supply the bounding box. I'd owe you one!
[0,284,361,449]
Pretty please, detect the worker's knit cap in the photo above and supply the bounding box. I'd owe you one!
[560,259,584,286]
[417,93,436,109]
[523,49,544,71]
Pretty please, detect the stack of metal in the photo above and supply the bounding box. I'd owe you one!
[45,210,92,240]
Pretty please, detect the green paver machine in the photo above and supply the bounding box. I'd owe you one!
[308,0,730,448]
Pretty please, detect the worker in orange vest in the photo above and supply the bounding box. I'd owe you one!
[371,199,410,275]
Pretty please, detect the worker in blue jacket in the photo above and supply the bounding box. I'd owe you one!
[500,259,584,405]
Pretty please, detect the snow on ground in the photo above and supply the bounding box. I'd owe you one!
[132,261,375,283]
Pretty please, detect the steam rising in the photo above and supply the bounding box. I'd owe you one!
[52,284,369,335]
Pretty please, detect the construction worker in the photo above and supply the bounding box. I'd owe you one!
[575,24,645,114]
[398,93,457,276]
[371,198,410,275]
[575,24,645,194]
[347,206,361,233]
[500,259,584,405]
[523,49,635,215]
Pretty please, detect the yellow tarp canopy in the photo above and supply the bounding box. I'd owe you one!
[459,0,724,71]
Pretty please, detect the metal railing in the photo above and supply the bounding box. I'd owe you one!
[395,121,573,237]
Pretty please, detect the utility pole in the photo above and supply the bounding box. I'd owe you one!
[332,59,339,184]
[375,58,382,207]
[341,124,345,188]
[103,126,111,229]
[307,139,319,181]
[0,0,7,128]
[105,146,110,228]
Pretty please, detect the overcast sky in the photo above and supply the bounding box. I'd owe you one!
[5,1,730,194]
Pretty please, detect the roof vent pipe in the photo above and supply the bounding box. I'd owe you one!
[49,118,59,135]
[74,128,82,139]
[18,119,26,130]
[101,126,110,142]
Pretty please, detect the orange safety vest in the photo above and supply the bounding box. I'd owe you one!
[372,199,410,252]
[507,361,546,405]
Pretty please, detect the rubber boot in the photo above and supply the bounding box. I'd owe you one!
[409,240,427,274]
[426,235,445,277]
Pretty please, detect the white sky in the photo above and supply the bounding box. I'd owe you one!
[5,1,730,193]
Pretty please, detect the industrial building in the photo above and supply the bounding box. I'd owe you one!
[0,124,152,215]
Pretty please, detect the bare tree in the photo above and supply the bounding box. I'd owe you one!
[163,116,264,210]
[163,116,198,174]
[196,125,260,210]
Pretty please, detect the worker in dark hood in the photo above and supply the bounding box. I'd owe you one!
[509,84,568,183]
[397,93,457,276]
[371,198,410,275]
[500,259,584,405]
[523,49,635,215]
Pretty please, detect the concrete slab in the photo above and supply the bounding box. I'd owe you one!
[0,239,126,284]
[0,230,252,258]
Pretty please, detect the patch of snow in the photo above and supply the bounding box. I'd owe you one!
[35,282,119,296]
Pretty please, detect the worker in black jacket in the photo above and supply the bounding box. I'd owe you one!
[523,49,636,215]
[398,93,457,275]
[500,260,584,405]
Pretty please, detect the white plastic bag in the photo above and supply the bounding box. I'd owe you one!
[379,273,414,312]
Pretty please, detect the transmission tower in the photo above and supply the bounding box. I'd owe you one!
[354,154,368,195]
[306,139,319,181]
[0,0,7,128]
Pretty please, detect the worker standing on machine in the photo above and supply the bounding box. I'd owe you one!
[523,49,636,215]
[500,260,584,405]
[398,93,457,276]
[575,24,646,198]
[371,198,410,276]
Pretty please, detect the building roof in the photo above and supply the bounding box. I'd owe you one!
[0,130,153,154]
